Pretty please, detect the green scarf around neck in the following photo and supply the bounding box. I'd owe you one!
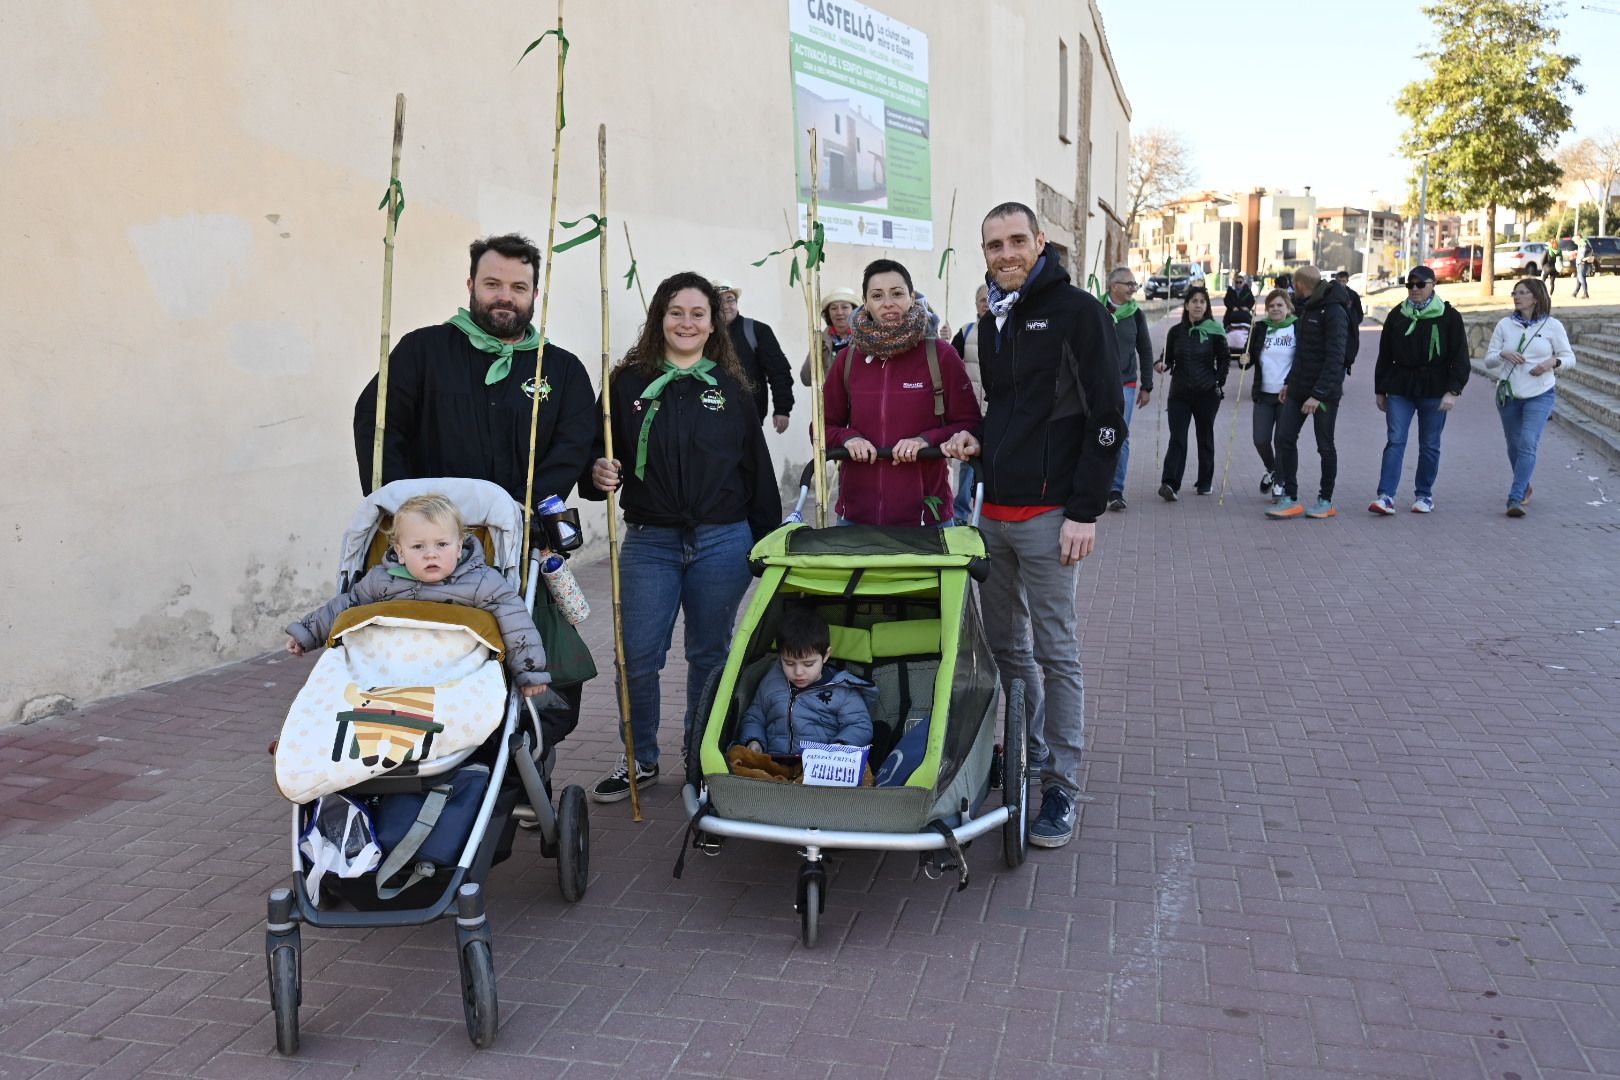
[1397,299,1443,361]
[1188,317,1226,343]
[1261,314,1298,331]
[635,358,718,480]
[446,308,541,385]
[1109,299,1140,323]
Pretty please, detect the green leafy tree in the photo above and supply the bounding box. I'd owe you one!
[1396,0,1582,296]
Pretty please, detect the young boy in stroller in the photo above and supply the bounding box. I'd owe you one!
[734,606,875,756]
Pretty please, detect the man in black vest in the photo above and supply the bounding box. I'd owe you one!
[714,279,795,432]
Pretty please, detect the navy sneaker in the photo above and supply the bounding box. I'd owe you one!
[1029,787,1076,848]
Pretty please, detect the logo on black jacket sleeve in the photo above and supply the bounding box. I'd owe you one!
[1097,426,1117,448]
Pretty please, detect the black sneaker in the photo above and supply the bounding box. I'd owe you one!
[1029,787,1077,848]
[1107,492,1127,512]
[590,755,658,803]
[1260,470,1274,493]
[1195,485,1212,496]
[1158,483,1178,502]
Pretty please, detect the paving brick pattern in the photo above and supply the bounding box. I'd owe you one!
[3,327,1618,1078]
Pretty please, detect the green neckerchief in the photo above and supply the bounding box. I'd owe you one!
[1260,315,1298,331]
[1109,299,1140,324]
[635,358,718,480]
[1398,298,1444,362]
[1188,317,1226,343]
[446,308,542,385]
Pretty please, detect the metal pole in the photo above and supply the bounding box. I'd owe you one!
[1417,154,1431,266]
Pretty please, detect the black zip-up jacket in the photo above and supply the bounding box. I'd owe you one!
[974,247,1126,524]
[1162,321,1229,398]
[354,324,596,505]
[1106,302,1155,391]
[1287,281,1351,402]
[1222,284,1255,319]
[1373,300,1470,399]
[580,363,782,540]
[728,317,795,422]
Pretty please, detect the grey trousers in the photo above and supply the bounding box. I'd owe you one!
[977,509,1086,797]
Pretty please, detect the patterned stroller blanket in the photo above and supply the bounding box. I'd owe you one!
[275,611,507,804]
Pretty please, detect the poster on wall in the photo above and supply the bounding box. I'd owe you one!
[789,0,932,249]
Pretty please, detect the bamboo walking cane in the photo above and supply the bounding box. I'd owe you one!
[1217,359,1248,506]
[598,126,641,821]
[519,0,567,598]
[804,129,830,526]
[371,93,405,491]
[941,187,957,321]
[621,219,648,314]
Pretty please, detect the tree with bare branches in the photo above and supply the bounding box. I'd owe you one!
[1125,129,1195,241]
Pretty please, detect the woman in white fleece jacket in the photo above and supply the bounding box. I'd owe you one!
[1483,277,1575,517]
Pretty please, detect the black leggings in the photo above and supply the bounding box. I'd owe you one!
[1274,397,1339,501]
[1163,391,1221,491]
[1252,391,1282,471]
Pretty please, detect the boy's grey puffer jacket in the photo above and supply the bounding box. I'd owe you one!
[737,664,877,754]
[286,538,549,687]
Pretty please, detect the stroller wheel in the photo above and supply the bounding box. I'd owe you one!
[459,940,499,1048]
[796,862,827,949]
[268,944,300,1055]
[1002,679,1029,869]
[556,784,590,902]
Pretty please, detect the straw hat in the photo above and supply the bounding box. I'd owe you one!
[820,287,860,317]
[711,278,742,300]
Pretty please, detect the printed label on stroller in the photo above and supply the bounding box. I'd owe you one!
[801,742,870,787]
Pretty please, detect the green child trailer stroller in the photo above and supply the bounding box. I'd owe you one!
[680,521,1029,947]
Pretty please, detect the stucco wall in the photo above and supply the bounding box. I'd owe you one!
[0,0,1131,723]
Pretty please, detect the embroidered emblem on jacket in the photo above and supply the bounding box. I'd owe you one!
[1024,318,1049,331]
[521,376,552,402]
[1097,426,1117,448]
[700,387,727,411]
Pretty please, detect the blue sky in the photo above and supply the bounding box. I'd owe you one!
[1100,1,1619,208]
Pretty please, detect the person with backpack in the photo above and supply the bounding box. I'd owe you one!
[1331,269,1364,375]
[1103,268,1154,511]
[1367,264,1470,516]
[823,259,981,526]
[1542,243,1560,296]
[1154,285,1228,500]
[714,279,795,432]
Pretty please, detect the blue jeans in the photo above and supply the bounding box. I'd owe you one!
[1110,388,1138,494]
[1498,387,1556,503]
[617,522,754,767]
[951,461,977,524]
[1378,394,1449,500]
[1574,265,1590,298]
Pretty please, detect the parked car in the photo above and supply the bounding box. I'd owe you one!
[1146,263,1195,300]
[1429,244,1483,283]
[1493,241,1549,279]
[1564,236,1620,274]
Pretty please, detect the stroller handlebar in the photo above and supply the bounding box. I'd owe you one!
[798,445,947,488]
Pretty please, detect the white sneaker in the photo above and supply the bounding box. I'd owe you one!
[1368,495,1395,516]
[1411,497,1434,514]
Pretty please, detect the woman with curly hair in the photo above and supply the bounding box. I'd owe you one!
[583,272,782,802]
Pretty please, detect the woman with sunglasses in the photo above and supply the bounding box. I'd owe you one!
[1483,276,1574,517]
[1368,265,1470,516]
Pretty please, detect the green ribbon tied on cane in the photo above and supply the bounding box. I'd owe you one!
[554,213,605,253]
[377,178,405,224]
[445,308,541,385]
[624,259,639,291]
[1086,273,1104,300]
[752,221,826,286]
[1398,298,1443,362]
[635,358,718,480]
[937,246,954,279]
[516,29,571,128]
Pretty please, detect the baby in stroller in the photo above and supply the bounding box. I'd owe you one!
[285,493,550,698]
[736,606,876,755]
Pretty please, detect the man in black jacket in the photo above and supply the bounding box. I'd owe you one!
[1367,264,1470,515]
[1332,268,1365,375]
[941,202,1124,850]
[714,280,795,433]
[1103,267,1154,511]
[1266,265,1350,520]
[1223,273,1255,322]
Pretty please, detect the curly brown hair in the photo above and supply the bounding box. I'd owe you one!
[616,271,752,390]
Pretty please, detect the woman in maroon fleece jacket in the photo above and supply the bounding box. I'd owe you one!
[823,259,982,526]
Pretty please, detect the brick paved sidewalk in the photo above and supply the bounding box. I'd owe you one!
[3,327,1619,1078]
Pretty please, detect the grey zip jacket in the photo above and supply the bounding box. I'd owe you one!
[737,664,877,753]
[286,538,549,687]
